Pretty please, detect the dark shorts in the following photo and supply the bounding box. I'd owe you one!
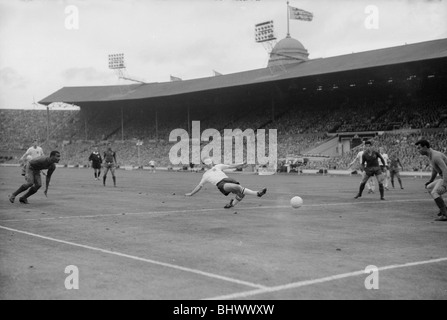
[92,162,102,170]
[365,166,383,177]
[104,162,115,169]
[216,178,240,196]
[25,167,42,187]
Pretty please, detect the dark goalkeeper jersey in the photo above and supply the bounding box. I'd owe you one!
[362,151,385,168]
[28,156,56,175]
[103,150,116,163]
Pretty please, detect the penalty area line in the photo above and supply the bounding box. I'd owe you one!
[205,257,447,300]
[0,225,267,290]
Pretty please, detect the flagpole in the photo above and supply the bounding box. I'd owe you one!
[287,1,290,37]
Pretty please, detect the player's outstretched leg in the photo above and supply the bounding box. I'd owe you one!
[19,185,40,204]
[241,187,267,197]
[223,185,267,209]
[257,188,267,197]
[9,183,32,204]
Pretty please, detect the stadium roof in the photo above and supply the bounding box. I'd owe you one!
[39,38,447,106]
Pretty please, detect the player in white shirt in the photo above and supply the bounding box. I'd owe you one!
[379,147,391,190]
[185,158,267,209]
[149,160,156,173]
[348,144,375,193]
[19,139,45,176]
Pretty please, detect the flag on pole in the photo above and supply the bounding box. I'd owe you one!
[170,75,182,81]
[289,6,313,21]
[213,70,222,76]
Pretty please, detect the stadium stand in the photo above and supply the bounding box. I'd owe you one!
[1,98,445,169]
[1,39,446,169]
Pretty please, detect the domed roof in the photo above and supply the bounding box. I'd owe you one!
[268,36,309,67]
[273,37,306,52]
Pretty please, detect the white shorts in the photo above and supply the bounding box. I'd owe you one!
[427,179,447,197]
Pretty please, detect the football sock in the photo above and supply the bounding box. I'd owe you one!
[22,186,39,199]
[12,184,29,197]
[358,182,366,196]
[379,183,384,198]
[243,188,257,196]
[434,197,447,216]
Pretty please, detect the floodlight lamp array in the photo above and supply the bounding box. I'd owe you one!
[255,21,276,43]
[108,53,125,69]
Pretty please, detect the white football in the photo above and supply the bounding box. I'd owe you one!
[291,196,303,209]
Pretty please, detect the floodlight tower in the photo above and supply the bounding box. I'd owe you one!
[108,53,146,84]
[255,20,277,54]
[108,53,147,141]
[108,53,126,80]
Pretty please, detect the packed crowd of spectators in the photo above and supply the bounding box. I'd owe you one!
[305,131,447,172]
[1,93,446,169]
[277,134,328,158]
[265,96,446,135]
[0,109,80,150]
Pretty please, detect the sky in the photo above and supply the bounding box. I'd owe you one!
[0,0,445,110]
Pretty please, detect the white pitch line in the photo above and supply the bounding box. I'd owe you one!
[0,198,433,222]
[206,257,447,300]
[0,225,267,290]
[301,198,432,207]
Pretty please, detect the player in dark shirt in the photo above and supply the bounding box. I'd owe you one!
[354,141,386,200]
[416,139,447,221]
[103,146,117,187]
[388,153,404,189]
[9,151,61,204]
[88,146,103,181]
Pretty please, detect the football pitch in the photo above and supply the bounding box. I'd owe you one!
[0,166,446,300]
